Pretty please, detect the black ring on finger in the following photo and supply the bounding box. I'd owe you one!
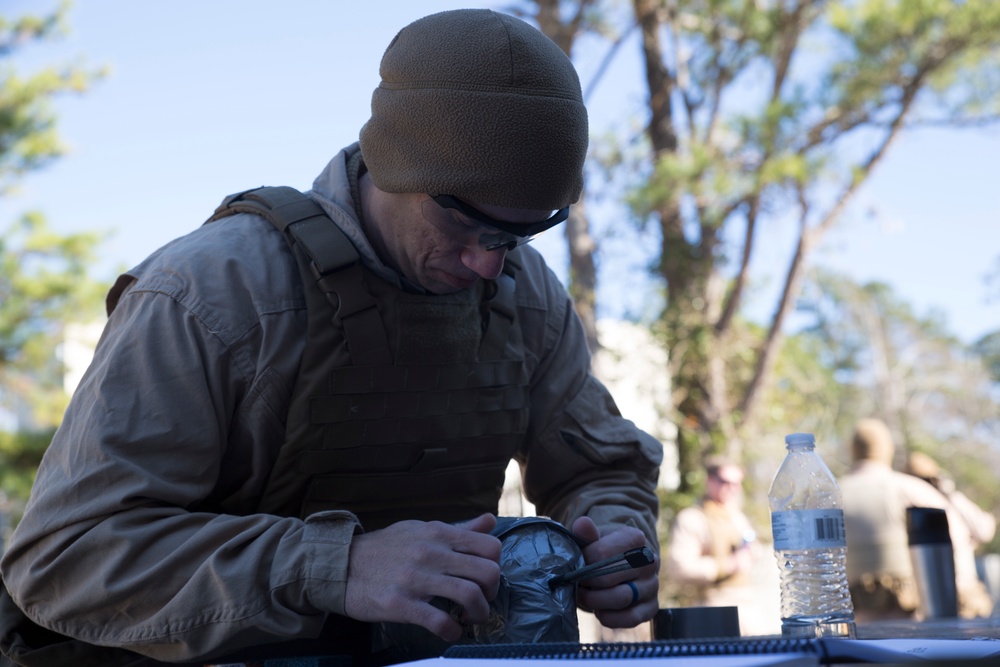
[625,580,639,607]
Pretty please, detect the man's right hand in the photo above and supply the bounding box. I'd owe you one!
[343,513,502,641]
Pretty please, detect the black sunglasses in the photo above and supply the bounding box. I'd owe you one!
[430,194,570,238]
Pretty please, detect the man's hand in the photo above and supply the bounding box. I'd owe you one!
[344,513,502,641]
[728,543,753,579]
[571,516,658,628]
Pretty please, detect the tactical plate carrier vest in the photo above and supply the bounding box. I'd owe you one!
[207,187,531,529]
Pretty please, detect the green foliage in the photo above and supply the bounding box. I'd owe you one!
[0,213,107,426]
[825,0,1000,121]
[0,3,108,504]
[0,429,53,502]
[1,2,104,193]
[972,330,1000,383]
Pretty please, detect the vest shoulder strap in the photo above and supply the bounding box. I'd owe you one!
[207,186,359,275]
[208,185,391,365]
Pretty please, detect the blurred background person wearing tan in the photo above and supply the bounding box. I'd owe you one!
[839,418,993,623]
[906,452,996,556]
[906,451,997,610]
[664,457,771,634]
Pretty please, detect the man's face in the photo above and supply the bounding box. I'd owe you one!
[706,465,744,505]
[385,194,560,294]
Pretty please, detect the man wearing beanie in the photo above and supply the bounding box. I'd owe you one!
[0,9,662,666]
[838,418,992,622]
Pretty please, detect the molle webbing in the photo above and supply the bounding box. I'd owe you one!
[310,359,527,440]
[291,274,530,526]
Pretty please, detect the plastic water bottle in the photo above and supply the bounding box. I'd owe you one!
[768,432,855,638]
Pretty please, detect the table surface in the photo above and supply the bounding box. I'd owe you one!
[855,615,1000,640]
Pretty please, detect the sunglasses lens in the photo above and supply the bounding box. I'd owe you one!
[423,198,542,251]
[430,195,567,246]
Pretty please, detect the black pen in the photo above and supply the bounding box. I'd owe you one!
[549,546,655,589]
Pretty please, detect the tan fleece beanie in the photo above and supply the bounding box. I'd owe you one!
[852,418,895,465]
[359,9,588,211]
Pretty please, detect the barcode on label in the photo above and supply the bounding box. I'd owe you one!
[771,509,846,550]
[814,516,842,541]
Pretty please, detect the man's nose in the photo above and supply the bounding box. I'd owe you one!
[461,245,506,280]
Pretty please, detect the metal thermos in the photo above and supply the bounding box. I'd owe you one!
[906,506,958,619]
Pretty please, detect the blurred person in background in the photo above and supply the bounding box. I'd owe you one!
[839,418,993,622]
[907,451,997,609]
[664,457,770,634]
[906,452,996,554]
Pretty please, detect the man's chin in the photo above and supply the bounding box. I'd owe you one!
[431,271,478,293]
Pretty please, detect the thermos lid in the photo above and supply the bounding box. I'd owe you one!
[906,506,951,545]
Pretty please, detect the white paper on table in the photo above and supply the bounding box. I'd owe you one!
[819,636,1000,662]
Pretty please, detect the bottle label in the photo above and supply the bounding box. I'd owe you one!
[771,509,846,550]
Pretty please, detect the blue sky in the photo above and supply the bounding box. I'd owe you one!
[7,1,1000,344]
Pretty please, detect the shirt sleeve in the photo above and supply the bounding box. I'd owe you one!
[948,491,997,546]
[514,249,663,550]
[0,219,358,663]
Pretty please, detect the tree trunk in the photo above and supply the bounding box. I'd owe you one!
[531,0,601,354]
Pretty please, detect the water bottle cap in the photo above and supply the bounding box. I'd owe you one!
[784,432,816,448]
